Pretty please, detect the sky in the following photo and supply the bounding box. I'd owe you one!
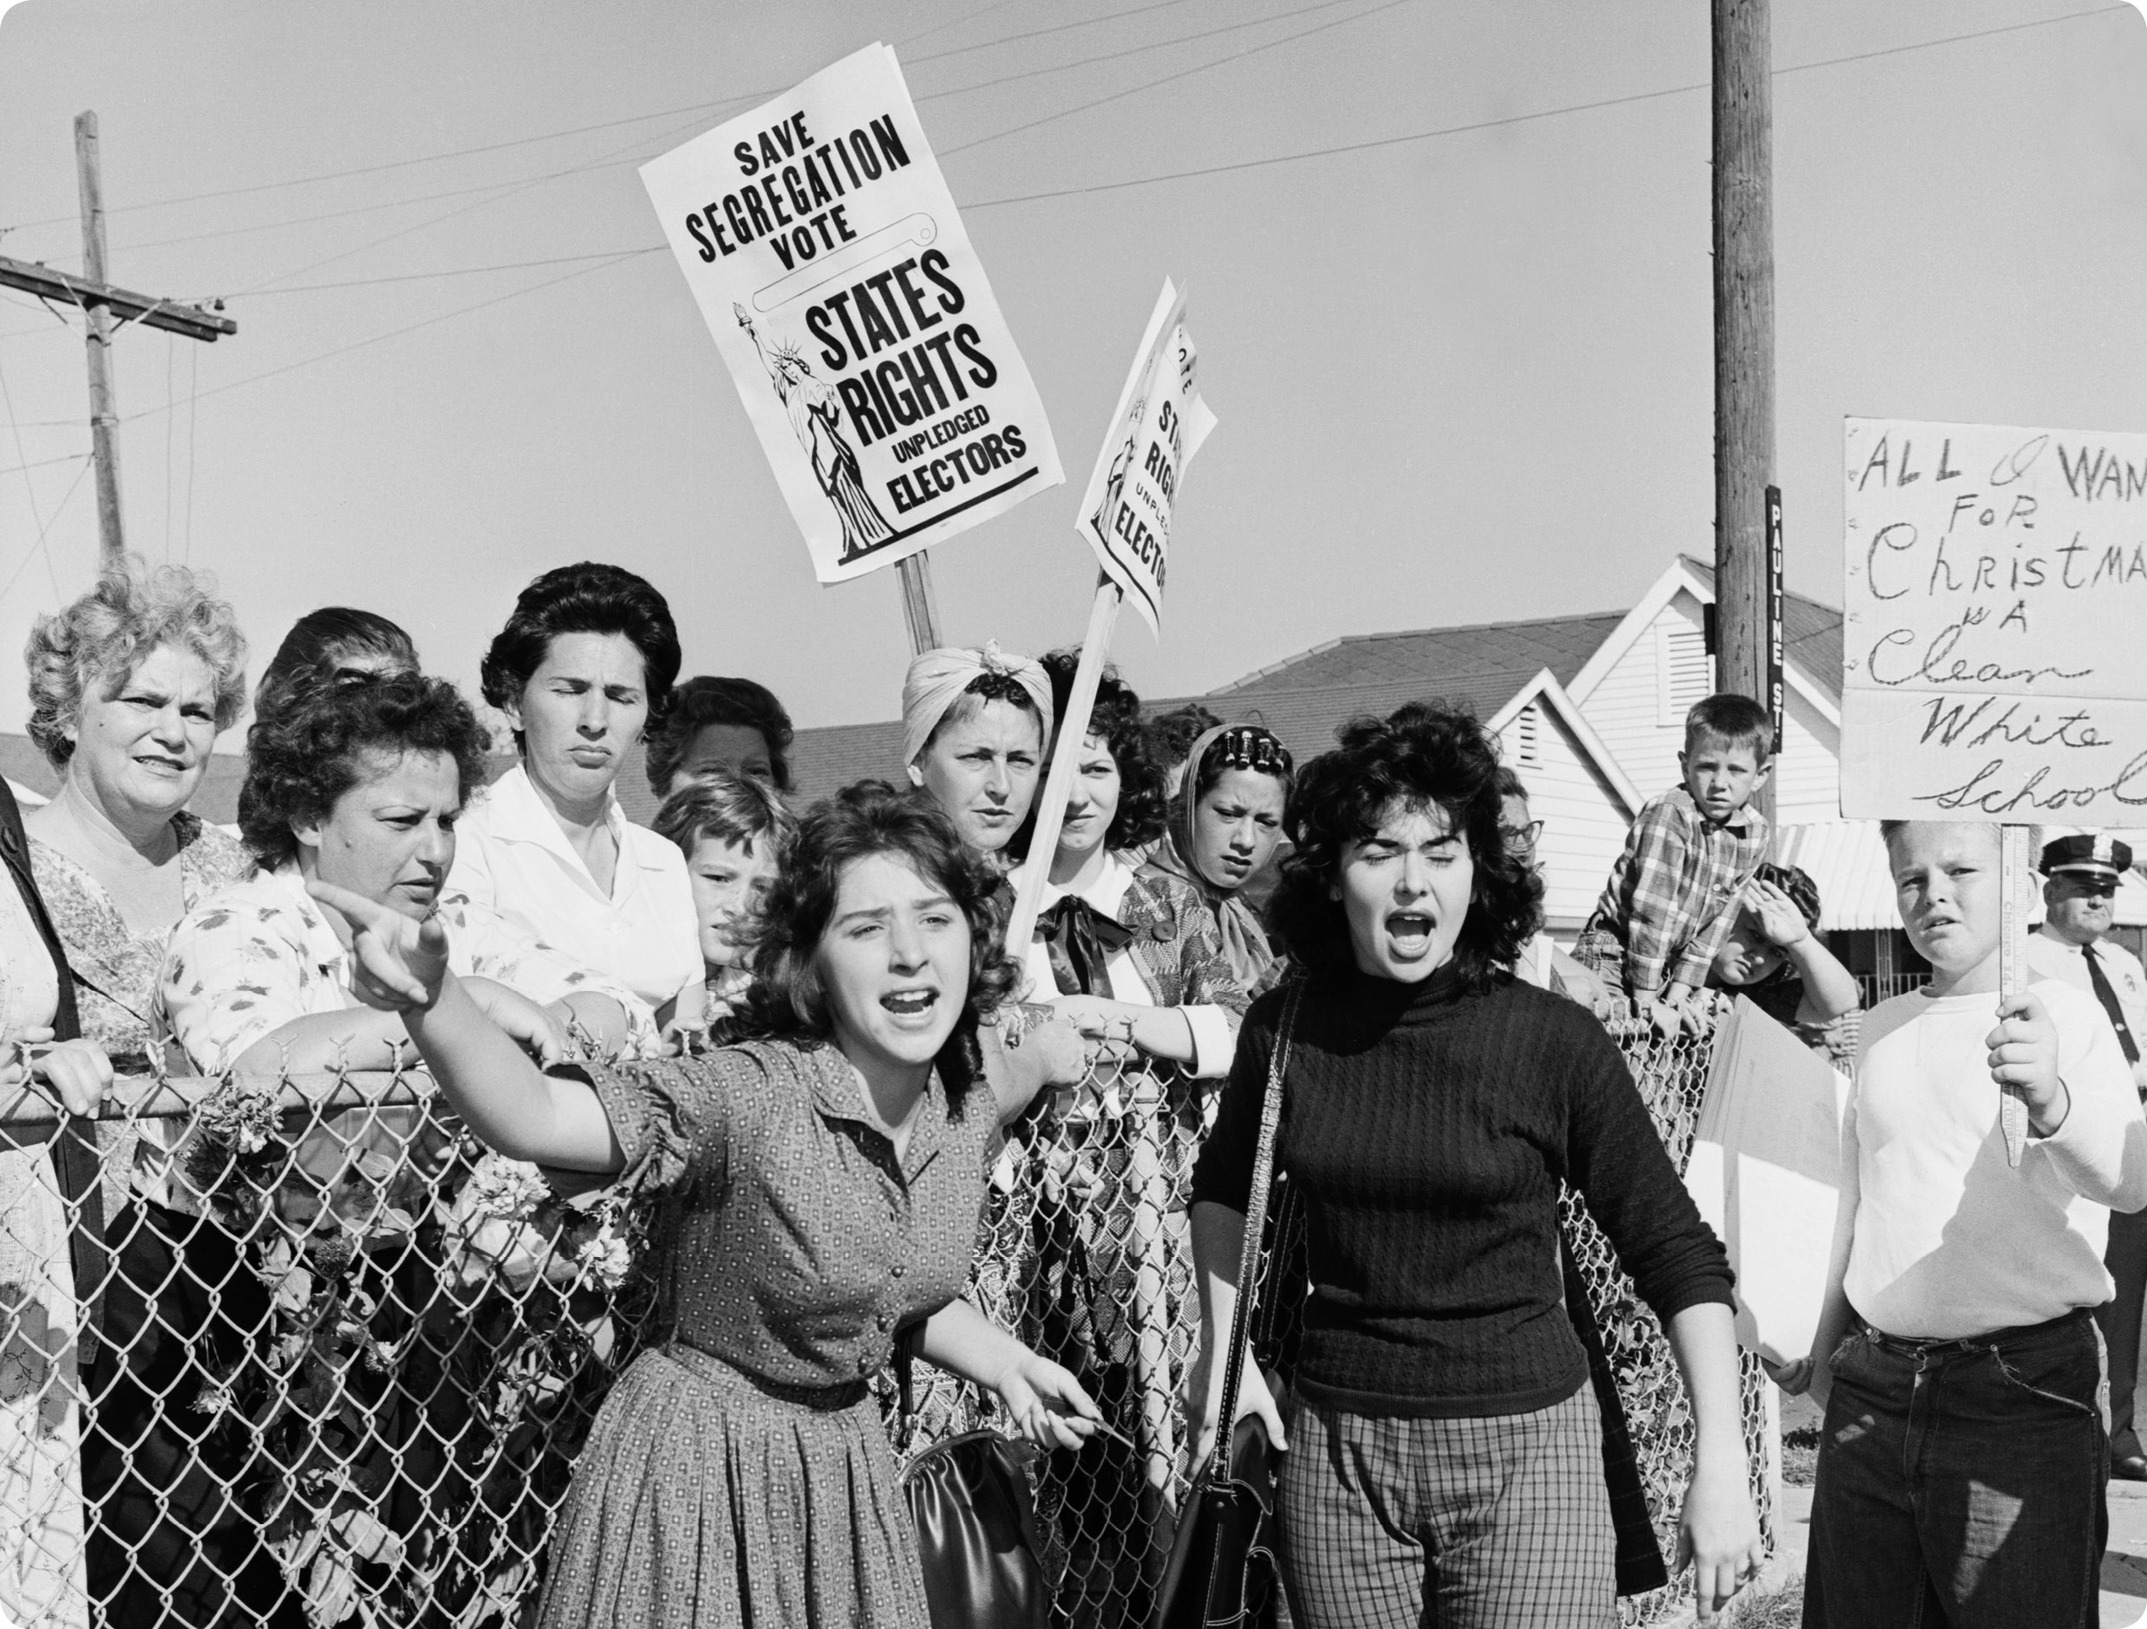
[0,0,2142,748]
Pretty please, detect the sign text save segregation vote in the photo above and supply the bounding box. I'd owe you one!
[1840,417,2147,823]
[642,44,1062,586]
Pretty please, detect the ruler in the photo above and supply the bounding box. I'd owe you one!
[1997,823,2030,1167]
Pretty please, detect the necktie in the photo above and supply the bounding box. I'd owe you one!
[2084,942,2141,1066]
[1035,895,1135,999]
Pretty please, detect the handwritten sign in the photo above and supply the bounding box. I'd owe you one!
[641,44,1063,585]
[1840,416,2147,821]
[1074,279,1216,636]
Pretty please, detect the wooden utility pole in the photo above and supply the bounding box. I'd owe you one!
[0,111,236,571]
[1712,0,1777,821]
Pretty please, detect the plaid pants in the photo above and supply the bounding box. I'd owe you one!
[1277,1384,1616,1629]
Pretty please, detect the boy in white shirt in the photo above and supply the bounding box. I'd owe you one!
[1794,820,2147,1628]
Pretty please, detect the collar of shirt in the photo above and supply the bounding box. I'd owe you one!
[479,762,637,905]
[796,1043,950,1184]
[1665,784,1760,836]
[266,860,352,989]
[1013,849,1136,922]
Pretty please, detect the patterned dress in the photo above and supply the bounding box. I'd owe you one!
[535,1041,996,1629]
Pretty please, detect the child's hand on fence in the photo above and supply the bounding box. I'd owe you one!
[1986,991,2069,1135]
[993,1351,1102,1451]
[310,880,449,1009]
[1645,995,1688,1038]
[9,1031,112,1117]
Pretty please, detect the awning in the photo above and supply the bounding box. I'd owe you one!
[1774,821,2147,932]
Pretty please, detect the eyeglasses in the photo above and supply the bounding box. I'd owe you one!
[1501,820,1545,847]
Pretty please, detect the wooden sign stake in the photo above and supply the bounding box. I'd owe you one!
[1997,822,2030,1167]
[1004,575,1122,957]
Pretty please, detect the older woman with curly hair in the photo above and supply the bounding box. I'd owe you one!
[1187,702,1762,1629]
[312,780,1101,1629]
[25,559,252,1077]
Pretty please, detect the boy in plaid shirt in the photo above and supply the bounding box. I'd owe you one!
[1576,693,1772,1035]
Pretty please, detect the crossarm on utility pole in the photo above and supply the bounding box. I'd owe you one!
[0,256,235,343]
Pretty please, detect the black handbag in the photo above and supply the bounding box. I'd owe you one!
[1155,984,1301,1629]
[895,1342,1051,1629]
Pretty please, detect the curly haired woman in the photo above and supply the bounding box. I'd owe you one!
[1188,701,1762,1629]
[313,780,1099,1628]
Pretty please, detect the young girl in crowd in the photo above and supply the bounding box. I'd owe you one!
[1006,652,1249,1624]
[651,767,793,1025]
[313,781,1102,1629]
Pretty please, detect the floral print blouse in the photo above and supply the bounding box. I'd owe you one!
[143,862,655,1212]
[29,812,252,1072]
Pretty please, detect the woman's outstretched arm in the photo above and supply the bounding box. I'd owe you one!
[311,880,622,1172]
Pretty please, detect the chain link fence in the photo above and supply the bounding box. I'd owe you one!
[3,994,1776,1629]
[1,1068,664,1629]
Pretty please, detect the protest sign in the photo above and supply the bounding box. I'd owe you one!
[1073,279,1217,636]
[1683,996,1851,1365]
[641,44,1063,585]
[1840,417,2147,823]
[1838,416,2147,1161]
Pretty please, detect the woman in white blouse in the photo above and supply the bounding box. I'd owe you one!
[447,563,702,1030]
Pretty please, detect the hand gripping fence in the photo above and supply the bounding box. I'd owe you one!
[2,992,1772,1629]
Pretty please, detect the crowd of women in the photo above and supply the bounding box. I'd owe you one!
[0,552,1863,1629]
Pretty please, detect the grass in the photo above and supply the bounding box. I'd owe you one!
[1725,1579,1805,1626]
[1781,1423,1818,1487]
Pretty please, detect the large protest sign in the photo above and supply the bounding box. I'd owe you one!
[1840,417,2147,823]
[1074,279,1216,636]
[641,44,1063,584]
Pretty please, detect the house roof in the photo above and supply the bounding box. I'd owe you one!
[1212,612,1627,697]
[1675,555,1844,693]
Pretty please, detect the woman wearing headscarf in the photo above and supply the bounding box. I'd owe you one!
[1142,722,1294,1000]
[900,640,1053,866]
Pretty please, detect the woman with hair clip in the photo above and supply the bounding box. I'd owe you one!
[1188,702,1761,1629]
[310,781,1102,1629]
[1143,722,1294,1000]
[1004,651,1250,1627]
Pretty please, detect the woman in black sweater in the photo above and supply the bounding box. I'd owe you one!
[1188,702,1761,1628]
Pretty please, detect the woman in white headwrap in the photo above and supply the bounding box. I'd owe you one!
[901,641,1053,864]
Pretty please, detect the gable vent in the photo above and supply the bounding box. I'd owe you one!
[1512,703,1540,766]
[1656,624,1714,724]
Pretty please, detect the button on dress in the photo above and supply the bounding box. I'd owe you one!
[534,1038,996,1629]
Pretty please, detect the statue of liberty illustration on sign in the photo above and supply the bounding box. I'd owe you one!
[735,305,895,564]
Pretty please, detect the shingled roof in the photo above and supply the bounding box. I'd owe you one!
[1212,612,1627,697]
[1676,555,1844,694]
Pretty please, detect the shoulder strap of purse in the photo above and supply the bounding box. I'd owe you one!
[1213,980,1301,1482]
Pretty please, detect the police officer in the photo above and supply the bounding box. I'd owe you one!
[2030,832,2147,1477]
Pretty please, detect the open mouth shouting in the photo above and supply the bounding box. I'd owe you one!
[879,985,942,1030]
[1385,910,1438,960]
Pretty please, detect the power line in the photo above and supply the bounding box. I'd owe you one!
[187,4,2132,301]
[961,2,2134,201]
[100,0,1354,263]
[940,0,1416,156]
[0,454,90,606]
[121,251,648,425]
[0,0,1171,236]
[0,452,89,476]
